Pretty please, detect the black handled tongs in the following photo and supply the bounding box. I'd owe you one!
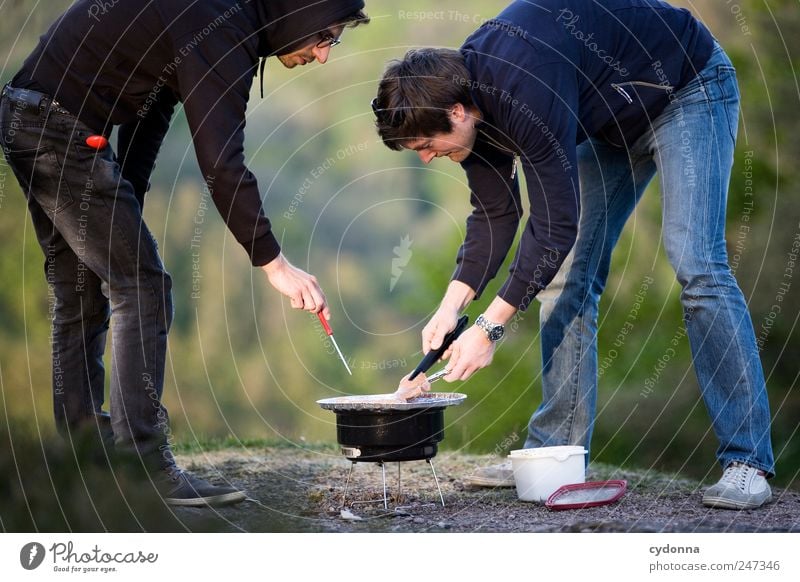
[407,315,469,382]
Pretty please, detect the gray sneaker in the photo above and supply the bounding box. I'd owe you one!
[464,461,515,487]
[157,467,247,507]
[702,462,772,509]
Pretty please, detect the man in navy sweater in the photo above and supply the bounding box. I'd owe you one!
[374,0,774,509]
[0,0,368,507]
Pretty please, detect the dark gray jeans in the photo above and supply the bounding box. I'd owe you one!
[0,86,174,469]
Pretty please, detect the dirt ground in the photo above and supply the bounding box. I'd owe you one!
[168,446,800,533]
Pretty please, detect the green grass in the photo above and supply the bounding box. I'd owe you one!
[172,436,339,455]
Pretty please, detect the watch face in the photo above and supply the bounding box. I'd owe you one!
[488,326,504,341]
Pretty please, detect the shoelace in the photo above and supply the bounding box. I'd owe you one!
[163,463,184,482]
[719,463,752,491]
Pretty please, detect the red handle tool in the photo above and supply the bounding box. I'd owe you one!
[317,312,352,375]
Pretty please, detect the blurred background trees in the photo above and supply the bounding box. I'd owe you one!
[1,0,797,488]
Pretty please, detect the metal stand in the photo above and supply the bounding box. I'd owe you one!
[428,459,445,507]
[342,462,355,509]
[340,459,445,510]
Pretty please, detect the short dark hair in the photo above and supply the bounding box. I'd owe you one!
[373,48,474,150]
[339,9,370,28]
[280,10,369,55]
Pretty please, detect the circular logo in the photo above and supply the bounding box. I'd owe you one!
[20,542,46,570]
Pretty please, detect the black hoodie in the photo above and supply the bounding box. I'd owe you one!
[12,0,364,266]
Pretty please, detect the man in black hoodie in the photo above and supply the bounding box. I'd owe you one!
[0,0,368,507]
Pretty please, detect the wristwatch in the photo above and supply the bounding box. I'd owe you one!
[475,314,505,342]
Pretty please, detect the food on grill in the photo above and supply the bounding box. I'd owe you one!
[393,372,431,400]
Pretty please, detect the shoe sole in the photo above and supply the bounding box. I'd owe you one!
[165,490,247,507]
[702,493,773,510]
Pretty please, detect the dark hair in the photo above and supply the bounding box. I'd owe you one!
[373,48,474,150]
[339,9,370,28]
[278,10,369,56]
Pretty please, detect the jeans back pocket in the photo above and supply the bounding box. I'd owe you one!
[4,144,74,214]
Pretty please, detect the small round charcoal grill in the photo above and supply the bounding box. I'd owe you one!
[317,392,466,508]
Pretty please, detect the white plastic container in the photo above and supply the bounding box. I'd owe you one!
[508,446,587,502]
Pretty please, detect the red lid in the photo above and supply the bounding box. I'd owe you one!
[545,479,627,511]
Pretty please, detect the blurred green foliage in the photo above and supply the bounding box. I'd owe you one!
[0,0,797,489]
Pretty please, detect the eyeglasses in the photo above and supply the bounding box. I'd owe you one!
[316,33,341,49]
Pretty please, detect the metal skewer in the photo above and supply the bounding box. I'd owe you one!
[317,312,352,375]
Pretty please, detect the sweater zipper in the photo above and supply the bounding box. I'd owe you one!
[611,81,675,105]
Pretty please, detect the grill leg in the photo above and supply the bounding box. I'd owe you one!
[341,461,355,509]
[381,462,388,510]
[396,462,402,505]
[427,459,445,507]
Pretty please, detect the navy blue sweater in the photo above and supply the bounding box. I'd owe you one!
[453,0,713,310]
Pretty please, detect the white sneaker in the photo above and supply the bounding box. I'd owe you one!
[464,461,515,487]
[702,462,772,509]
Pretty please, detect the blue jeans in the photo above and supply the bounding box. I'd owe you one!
[0,86,174,468]
[524,43,775,477]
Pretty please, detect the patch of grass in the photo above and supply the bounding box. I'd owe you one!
[172,436,339,455]
[0,422,222,532]
[588,461,702,492]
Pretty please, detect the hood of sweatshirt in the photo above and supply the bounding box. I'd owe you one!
[253,0,365,56]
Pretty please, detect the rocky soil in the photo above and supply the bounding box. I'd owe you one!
[169,446,800,533]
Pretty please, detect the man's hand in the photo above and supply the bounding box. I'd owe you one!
[262,253,329,319]
[443,325,495,382]
[422,306,460,358]
[422,280,476,359]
